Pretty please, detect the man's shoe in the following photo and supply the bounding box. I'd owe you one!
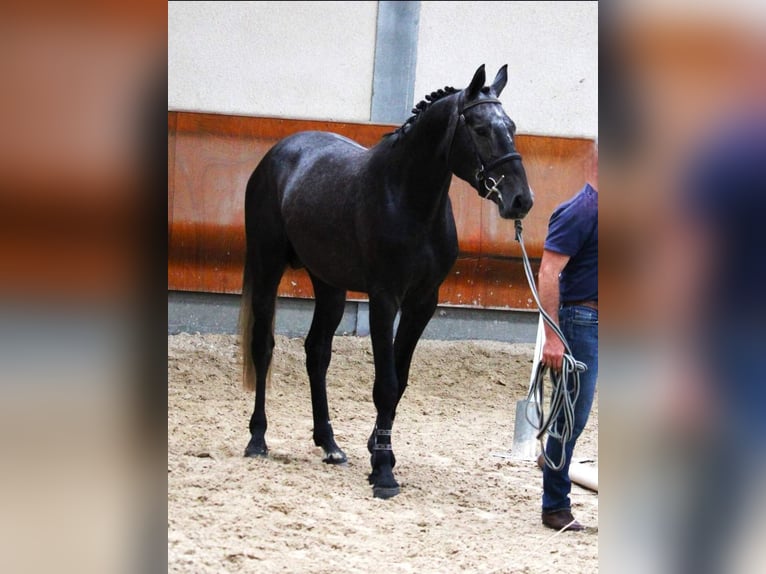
[542,509,585,531]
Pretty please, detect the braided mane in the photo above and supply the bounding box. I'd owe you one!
[384,86,460,139]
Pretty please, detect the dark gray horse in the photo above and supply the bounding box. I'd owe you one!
[239,65,533,498]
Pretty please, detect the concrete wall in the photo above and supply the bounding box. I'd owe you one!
[168,1,379,121]
[168,291,539,343]
[415,1,598,137]
[168,1,597,137]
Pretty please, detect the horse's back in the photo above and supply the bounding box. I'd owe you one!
[266,130,366,174]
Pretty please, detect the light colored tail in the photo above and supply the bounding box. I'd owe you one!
[238,263,273,391]
[238,274,256,391]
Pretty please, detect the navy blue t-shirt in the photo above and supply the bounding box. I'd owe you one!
[682,117,766,320]
[679,115,766,437]
[543,183,598,303]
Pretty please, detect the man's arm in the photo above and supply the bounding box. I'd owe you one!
[538,248,570,371]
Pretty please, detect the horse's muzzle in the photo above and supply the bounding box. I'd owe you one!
[498,186,534,219]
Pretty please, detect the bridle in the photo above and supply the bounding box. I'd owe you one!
[448,95,523,204]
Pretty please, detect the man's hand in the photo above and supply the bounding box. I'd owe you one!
[542,332,566,371]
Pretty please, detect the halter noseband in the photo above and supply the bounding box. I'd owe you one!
[451,96,522,203]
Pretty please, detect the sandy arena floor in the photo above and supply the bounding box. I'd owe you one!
[168,333,598,573]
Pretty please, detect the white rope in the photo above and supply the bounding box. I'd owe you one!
[515,220,587,471]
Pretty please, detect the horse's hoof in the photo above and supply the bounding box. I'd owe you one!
[244,437,268,458]
[369,466,400,498]
[316,436,347,464]
[244,447,268,458]
[373,485,400,499]
[322,449,348,465]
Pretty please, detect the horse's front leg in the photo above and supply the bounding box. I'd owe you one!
[366,291,438,441]
[393,291,439,406]
[367,292,439,473]
[367,294,401,499]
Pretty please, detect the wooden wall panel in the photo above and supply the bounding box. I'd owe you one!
[168,111,593,311]
[167,112,177,251]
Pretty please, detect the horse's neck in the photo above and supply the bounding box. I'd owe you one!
[375,110,455,219]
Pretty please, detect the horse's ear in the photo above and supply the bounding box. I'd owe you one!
[491,65,508,96]
[467,64,486,99]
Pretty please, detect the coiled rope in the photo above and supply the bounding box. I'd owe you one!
[514,220,587,471]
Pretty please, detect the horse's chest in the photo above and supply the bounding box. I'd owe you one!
[412,236,456,265]
[389,231,458,284]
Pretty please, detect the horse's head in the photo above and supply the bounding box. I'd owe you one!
[449,65,534,219]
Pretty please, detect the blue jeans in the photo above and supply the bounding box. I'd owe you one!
[542,304,598,513]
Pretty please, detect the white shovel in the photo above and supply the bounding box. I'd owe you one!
[510,313,544,460]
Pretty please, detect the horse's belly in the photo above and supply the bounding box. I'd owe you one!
[288,233,368,293]
[309,260,367,293]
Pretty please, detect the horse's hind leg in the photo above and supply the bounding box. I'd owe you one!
[241,170,288,458]
[305,275,348,464]
[243,266,284,458]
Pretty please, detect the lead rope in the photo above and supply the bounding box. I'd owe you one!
[514,220,587,471]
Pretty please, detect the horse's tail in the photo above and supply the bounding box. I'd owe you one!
[238,257,257,391]
[238,173,276,393]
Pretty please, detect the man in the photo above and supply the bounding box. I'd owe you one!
[668,113,766,573]
[538,141,598,531]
